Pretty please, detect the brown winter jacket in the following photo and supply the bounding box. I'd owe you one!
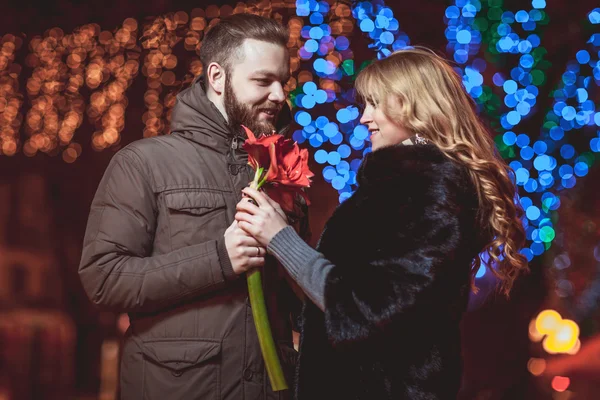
[79,77,301,400]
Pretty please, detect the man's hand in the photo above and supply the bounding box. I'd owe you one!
[224,220,266,275]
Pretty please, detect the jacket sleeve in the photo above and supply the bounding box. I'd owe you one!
[78,147,232,314]
[322,183,465,348]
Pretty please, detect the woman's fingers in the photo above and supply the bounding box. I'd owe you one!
[241,235,263,248]
[236,198,260,214]
[235,210,255,225]
[237,220,262,242]
[242,187,269,208]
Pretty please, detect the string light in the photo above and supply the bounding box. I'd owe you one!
[444,2,600,263]
[140,14,184,139]
[292,0,412,202]
[0,34,24,156]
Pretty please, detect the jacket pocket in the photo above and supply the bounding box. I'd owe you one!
[165,191,226,216]
[140,338,221,400]
[164,190,228,248]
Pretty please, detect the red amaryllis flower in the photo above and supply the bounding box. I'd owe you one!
[241,126,282,172]
[270,137,315,188]
[241,125,313,213]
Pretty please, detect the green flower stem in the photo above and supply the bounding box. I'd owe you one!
[253,167,264,187]
[247,269,288,391]
[246,178,288,391]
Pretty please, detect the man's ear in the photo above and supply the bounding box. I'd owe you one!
[206,62,225,94]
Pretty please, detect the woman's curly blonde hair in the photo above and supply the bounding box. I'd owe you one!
[355,47,528,295]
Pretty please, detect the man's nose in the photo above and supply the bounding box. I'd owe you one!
[269,82,285,103]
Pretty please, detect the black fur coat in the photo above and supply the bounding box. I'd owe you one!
[295,144,487,400]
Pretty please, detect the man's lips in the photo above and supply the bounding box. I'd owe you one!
[259,109,278,118]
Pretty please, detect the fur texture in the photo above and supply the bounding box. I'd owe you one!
[295,144,486,400]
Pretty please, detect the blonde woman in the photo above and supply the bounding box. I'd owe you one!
[235,47,528,399]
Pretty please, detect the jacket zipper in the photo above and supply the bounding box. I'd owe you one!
[227,135,250,203]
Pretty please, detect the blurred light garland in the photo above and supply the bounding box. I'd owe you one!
[445,1,600,264]
[515,6,599,263]
[444,0,488,108]
[0,34,24,156]
[87,19,141,152]
[140,14,185,139]
[23,26,90,159]
[293,0,411,202]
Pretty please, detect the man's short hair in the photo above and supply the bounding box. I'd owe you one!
[199,13,289,77]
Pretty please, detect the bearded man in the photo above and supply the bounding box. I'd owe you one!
[79,13,304,400]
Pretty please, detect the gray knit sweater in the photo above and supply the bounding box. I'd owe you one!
[268,226,332,311]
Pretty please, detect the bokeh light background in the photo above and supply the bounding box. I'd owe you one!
[1,0,598,260]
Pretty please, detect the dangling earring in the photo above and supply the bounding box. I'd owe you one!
[414,133,428,145]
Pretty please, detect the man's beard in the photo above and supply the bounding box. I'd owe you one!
[224,75,279,137]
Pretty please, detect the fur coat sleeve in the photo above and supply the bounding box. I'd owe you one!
[317,144,482,349]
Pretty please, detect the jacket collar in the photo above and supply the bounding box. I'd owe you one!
[170,76,232,154]
[357,143,445,186]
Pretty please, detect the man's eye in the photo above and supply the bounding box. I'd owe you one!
[255,79,270,85]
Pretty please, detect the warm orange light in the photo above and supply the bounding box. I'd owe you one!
[298,70,313,84]
[543,319,579,354]
[233,2,247,13]
[189,60,203,76]
[161,71,176,86]
[206,5,220,18]
[533,310,580,355]
[22,141,37,157]
[529,318,543,342]
[535,309,562,335]
[62,147,78,163]
[551,376,570,392]
[174,11,190,26]
[566,339,581,355]
[1,140,17,156]
[123,18,138,32]
[190,17,207,31]
[527,357,546,376]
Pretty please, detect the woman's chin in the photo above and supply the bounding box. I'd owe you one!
[369,134,379,150]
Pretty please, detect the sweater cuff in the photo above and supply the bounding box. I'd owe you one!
[217,237,238,281]
[268,226,331,311]
[268,226,318,280]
